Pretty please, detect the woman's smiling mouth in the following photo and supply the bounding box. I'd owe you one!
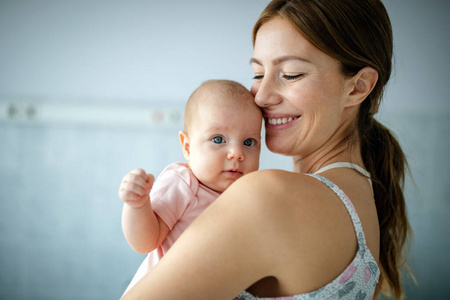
[265,116,300,126]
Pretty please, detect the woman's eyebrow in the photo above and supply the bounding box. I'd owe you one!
[249,57,262,65]
[249,55,311,65]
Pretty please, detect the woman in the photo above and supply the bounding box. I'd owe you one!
[122,0,412,299]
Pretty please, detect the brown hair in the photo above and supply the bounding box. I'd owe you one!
[184,79,255,133]
[253,0,413,298]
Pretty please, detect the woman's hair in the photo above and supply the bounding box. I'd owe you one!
[253,0,413,298]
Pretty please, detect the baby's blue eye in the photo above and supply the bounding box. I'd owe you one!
[211,136,225,144]
[244,139,256,147]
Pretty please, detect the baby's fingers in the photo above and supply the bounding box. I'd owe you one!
[123,169,150,189]
[118,168,155,204]
[118,189,142,202]
[130,168,147,177]
[120,180,148,197]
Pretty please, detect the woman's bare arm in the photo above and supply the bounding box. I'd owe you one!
[121,170,284,299]
[121,168,370,299]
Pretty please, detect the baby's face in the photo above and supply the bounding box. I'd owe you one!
[185,93,262,193]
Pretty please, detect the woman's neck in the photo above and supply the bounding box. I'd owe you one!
[292,139,363,174]
[292,106,365,174]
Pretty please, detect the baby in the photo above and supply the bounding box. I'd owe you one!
[119,79,262,294]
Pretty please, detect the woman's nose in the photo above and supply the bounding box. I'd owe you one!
[227,146,244,161]
[252,77,282,108]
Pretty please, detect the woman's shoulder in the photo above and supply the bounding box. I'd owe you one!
[230,169,366,235]
[218,169,358,295]
[230,169,325,206]
[221,169,336,230]
[238,169,314,190]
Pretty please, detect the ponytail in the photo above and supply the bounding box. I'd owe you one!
[359,111,414,299]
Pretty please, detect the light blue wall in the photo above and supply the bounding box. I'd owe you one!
[0,1,449,299]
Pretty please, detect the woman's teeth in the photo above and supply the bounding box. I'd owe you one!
[266,117,298,125]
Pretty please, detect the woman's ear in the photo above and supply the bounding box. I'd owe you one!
[179,131,191,162]
[345,66,378,107]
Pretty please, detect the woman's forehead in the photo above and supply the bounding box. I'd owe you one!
[253,17,318,61]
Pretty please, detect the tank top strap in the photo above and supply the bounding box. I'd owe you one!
[306,173,368,250]
[314,162,373,191]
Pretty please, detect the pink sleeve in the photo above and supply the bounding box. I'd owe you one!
[150,163,198,230]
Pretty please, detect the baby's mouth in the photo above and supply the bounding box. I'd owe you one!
[225,169,242,173]
[223,169,243,176]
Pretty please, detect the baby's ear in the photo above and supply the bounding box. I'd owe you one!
[345,66,378,107]
[179,131,191,162]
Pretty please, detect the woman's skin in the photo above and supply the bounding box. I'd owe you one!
[122,16,380,300]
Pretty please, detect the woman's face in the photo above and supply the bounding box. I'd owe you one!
[250,16,353,159]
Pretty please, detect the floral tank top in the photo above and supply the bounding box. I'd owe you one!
[235,163,380,300]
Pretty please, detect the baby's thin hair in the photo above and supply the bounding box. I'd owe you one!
[183,79,253,132]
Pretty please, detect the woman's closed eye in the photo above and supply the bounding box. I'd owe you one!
[283,73,303,80]
[252,73,303,81]
[253,74,264,80]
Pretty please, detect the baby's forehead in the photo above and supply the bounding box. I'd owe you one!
[200,90,255,108]
[197,100,260,122]
[184,81,259,133]
[197,121,260,137]
[194,105,261,132]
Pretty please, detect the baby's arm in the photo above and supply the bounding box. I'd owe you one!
[119,168,170,254]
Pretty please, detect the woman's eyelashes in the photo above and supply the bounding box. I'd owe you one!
[283,73,303,80]
[252,73,303,81]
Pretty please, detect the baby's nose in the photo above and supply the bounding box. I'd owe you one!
[227,146,244,161]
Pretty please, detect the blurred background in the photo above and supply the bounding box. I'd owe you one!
[0,0,449,299]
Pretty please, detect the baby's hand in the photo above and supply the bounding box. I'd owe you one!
[119,168,155,208]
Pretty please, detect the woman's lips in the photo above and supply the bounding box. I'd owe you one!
[266,116,299,125]
[264,115,300,128]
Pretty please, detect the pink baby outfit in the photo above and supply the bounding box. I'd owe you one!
[123,162,220,295]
